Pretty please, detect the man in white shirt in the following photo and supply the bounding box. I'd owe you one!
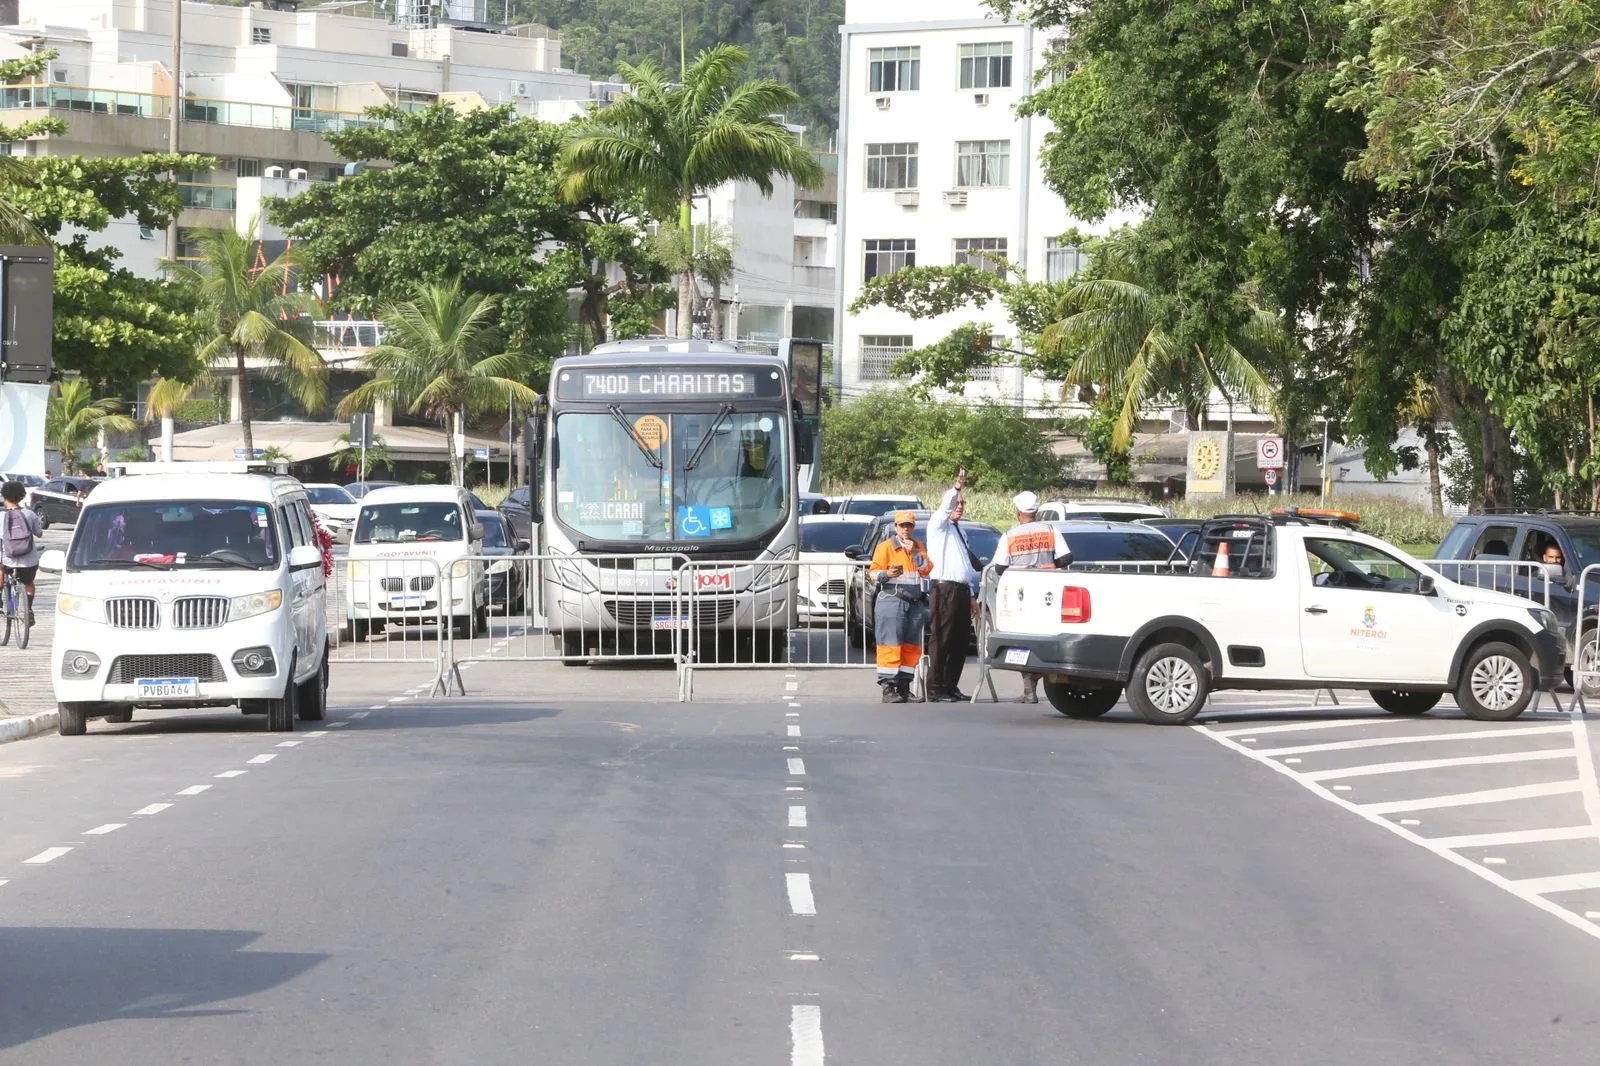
[989,491,1073,703]
[924,467,979,701]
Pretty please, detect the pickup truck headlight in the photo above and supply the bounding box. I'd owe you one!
[57,593,103,622]
[230,589,284,620]
[1528,607,1562,638]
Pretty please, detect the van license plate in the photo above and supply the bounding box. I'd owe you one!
[1004,648,1030,666]
[135,677,199,699]
[652,616,690,630]
[390,594,424,606]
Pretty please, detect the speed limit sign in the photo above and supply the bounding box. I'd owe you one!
[1256,437,1285,469]
[1264,468,1280,488]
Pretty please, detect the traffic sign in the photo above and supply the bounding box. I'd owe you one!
[1264,468,1279,488]
[1256,437,1285,469]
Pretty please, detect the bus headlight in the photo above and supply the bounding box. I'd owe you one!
[57,593,103,622]
[752,545,798,593]
[230,589,284,620]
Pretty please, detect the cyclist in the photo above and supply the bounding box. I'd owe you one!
[1,480,43,626]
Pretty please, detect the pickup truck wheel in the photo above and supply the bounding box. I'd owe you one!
[1044,681,1122,719]
[1369,690,1441,716]
[1128,643,1209,725]
[57,702,88,736]
[846,604,866,649]
[1574,633,1600,700]
[1456,641,1533,721]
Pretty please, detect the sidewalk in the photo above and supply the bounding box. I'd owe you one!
[0,540,64,741]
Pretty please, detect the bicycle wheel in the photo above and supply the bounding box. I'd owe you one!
[13,586,28,650]
[0,585,12,648]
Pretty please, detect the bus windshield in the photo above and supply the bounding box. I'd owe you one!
[554,409,789,543]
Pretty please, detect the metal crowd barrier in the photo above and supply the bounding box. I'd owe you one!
[326,556,453,695]
[445,553,691,682]
[1572,563,1600,711]
[1426,558,1552,607]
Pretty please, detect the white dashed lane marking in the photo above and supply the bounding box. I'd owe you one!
[786,872,817,916]
[790,1004,825,1065]
[84,824,124,835]
[132,803,171,816]
[246,754,276,765]
[176,785,211,796]
[24,847,72,865]
[787,758,806,776]
[788,725,801,737]
[215,770,248,778]
[276,740,303,748]
[789,806,808,828]
[1359,781,1580,815]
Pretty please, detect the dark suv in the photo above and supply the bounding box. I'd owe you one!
[1434,513,1600,693]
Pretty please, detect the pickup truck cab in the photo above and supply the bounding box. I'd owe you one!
[985,510,1564,724]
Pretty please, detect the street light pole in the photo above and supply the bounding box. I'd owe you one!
[166,0,182,262]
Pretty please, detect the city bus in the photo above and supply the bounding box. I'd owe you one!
[526,338,820,661]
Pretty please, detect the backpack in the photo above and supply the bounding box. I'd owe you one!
[2,508,33,559]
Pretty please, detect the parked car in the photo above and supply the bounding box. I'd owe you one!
[1036,497,1172,523]
[29,476,100,529]
[799,492,831,516]
[499,485,535,543]
[1,472,45,509]
[344,480,405,500]
[476,509,529,614]
[831,494,926,518]
[797,514,875,625]
[1432,512,1600,695]
[301,483,360,542]
[842,511,1003,648]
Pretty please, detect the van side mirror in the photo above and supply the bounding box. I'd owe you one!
[1417,575,1436,596]
[288,545,323,571]
[843,545,862,560]
[38,548,65,573]
[470,522,486,542]
[515,538,531,553]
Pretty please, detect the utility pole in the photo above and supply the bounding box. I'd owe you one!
[166,0,182,262]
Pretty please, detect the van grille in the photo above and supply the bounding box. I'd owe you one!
[380,576,435,592]
[172,596,229,629]
[603,597,735,627]
[105,597,160,630]
[110,654,226,683]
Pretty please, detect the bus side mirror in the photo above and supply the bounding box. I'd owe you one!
[794,415,816,465]
[525,406,546,525]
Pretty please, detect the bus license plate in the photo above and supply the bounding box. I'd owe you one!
[652,616,690,630]
[135,677,199,699]
[1004,648,1030,666]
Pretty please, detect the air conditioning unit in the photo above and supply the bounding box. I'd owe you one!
[287,167,308,181]
[220,157,236,171]
[52,67,67,83]
[892,190,919,207]
[263,165,285,179]
[942,190,968,206]
[510,81,529,97]
[973,92,989,106]
[874,95,890,110]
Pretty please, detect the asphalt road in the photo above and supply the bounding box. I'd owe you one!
[4,658,1600,1064]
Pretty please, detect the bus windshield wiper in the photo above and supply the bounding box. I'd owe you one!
[684,404,735,471]
[609,404,662,469]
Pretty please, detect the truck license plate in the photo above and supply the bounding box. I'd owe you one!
[1004,648,1030,666]
[135,677,199,699]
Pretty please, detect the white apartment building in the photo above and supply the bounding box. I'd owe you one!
[0,0,594,277]
[836,0,1090,406]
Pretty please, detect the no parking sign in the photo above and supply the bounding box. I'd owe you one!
[1256,437,1285,469]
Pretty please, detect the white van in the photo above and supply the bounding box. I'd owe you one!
[344,484,487,640]
[40,472,330,735]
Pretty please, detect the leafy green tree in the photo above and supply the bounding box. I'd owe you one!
[338,279,540,487]
[46,378,137,471]
[820,388,1064,488]
[328,432,394,479]
[645,222,735,339]
[560,44,824,337]
[272,105,596,372]
[165,224,325,455]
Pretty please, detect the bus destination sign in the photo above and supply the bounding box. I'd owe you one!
[557,366,784,401]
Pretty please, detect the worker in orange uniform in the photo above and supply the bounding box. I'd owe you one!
[989,491,1073,703]
[869,510,934,702]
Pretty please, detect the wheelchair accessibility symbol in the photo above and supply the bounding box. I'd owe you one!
[677,505,713,538]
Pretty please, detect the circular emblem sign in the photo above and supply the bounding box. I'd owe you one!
[1192,437,1223,480]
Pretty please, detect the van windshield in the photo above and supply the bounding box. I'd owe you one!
[69,501,281,570]
[354,502,465,544]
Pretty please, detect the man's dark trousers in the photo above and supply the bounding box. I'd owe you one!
[927,580,972,696]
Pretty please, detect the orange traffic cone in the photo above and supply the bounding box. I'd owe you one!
[1213,541,1231,577]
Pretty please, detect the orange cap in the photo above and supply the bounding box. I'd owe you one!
[893,510,916,525]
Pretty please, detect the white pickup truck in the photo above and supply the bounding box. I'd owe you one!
[984,510,1565,724]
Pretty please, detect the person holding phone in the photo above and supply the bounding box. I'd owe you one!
[925,466,981,702]
[868,510,934,702]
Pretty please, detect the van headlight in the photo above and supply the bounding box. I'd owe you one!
[230,589,284,620]
[450,559,472,578]
[58,593,103,622]
[348,561,367,581]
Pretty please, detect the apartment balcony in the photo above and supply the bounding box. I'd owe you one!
[178,182,237,210]
[792,264,834,294]
[0,85,387,135]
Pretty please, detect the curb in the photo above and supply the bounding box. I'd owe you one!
[0,709,58,745]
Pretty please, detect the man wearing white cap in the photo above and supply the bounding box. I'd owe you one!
[988,491,1072,703]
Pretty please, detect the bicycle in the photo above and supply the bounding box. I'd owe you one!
[0,568,29,649]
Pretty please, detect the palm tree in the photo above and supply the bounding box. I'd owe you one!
[338,279,539,487]
[1040,243,1275,451]
[47,377,137,471]
[165,221,326,455]
[646,222,735,339]
[559,44,823,338]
